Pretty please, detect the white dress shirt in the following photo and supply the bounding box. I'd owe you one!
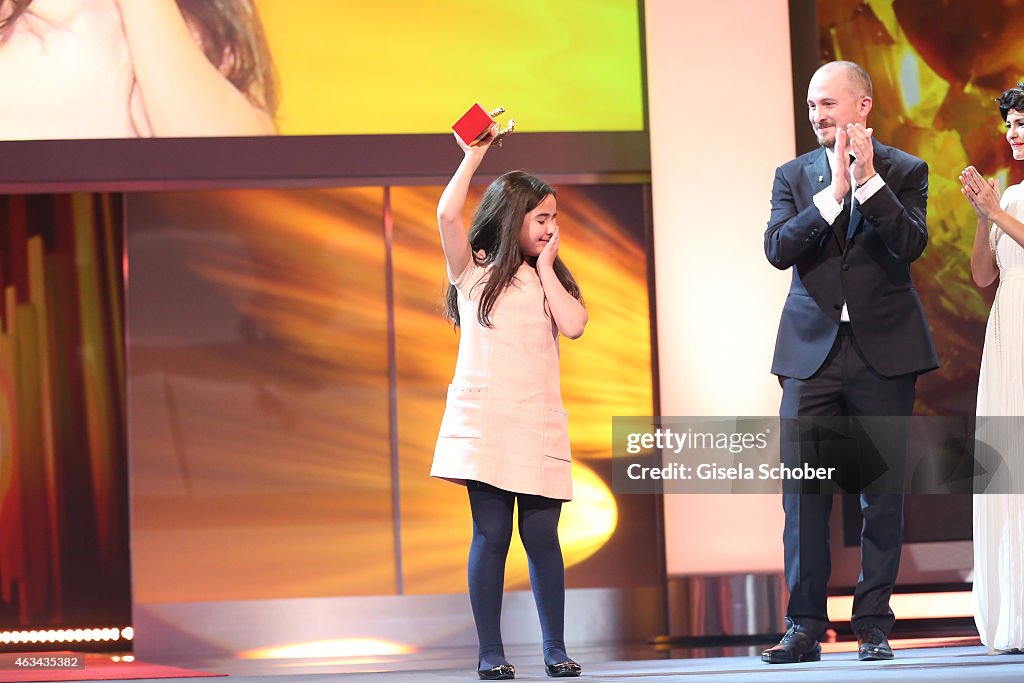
[810,146,885,322]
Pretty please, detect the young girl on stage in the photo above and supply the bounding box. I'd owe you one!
[430,123,587,680]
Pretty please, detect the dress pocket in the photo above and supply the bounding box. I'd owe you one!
[438,385,487,438]
[543,406,571,462]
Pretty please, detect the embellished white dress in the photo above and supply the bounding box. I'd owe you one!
[974,181,1024,653]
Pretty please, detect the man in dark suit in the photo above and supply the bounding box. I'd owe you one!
[761,61,939,664]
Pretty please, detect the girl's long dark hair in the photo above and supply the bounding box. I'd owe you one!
[445,171,583,328]
[0,0,277,115]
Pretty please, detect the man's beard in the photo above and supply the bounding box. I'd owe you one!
[815,127,835,150]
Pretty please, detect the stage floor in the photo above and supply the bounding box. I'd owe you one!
[70,642,1024,683]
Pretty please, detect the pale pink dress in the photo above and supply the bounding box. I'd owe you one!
[430,259,573,501]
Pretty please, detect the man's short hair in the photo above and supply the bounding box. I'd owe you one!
[819,60,873,98]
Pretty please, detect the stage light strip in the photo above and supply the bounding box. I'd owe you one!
[239,638,415,660]
[0,627,134,645]
[821,636,979,653]
[828,592,973,620]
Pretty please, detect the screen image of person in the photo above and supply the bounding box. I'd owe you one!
[0,0,277,139]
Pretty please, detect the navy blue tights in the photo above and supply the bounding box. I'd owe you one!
[466,480,569,669]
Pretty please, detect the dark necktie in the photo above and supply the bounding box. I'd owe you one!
[831,158,857,250]
[832,186,853,251]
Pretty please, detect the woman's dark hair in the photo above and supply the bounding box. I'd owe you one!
[997,82,1024,122]
[445,171,583,328]
[176,0,277,114]
[0,0,277,115]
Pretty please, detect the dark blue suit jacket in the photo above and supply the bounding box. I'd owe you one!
[764,140,939,379]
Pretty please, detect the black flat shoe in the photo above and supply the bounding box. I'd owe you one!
[545,660,582,677]
[761,625,821,664]
[477,663,515,680]
[857,626,894,661]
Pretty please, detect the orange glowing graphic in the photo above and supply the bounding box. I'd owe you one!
[0,193,130,632]
[129,188,398,602]
[818,0,1024,414]
[128,183,652,601]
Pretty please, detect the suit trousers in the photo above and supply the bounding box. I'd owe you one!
[779,323,916,639]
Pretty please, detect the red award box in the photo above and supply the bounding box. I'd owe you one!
[452,103,495,146]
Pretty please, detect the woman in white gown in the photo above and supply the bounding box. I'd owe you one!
[960,82,1024,654]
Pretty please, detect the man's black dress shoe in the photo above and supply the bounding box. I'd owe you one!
[477,663,515,680]
[761,626,822,664]
[858,626,894,661]
[545,659,582,677]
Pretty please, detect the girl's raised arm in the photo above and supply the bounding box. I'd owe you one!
[437,125,497,279]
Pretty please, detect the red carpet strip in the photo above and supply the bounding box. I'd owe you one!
[0,652,224,682]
